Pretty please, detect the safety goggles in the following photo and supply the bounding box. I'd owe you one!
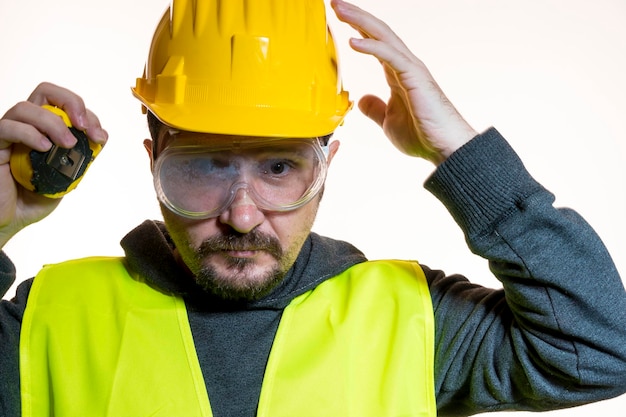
[153,137,330,219]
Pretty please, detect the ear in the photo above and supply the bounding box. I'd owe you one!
[326,140,340,165]
[143,139,154,171]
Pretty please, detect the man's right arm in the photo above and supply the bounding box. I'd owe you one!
[0,82,107,416]
[0,251,33,417]
[0,82,108,250]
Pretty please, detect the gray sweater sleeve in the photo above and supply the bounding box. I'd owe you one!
[0,252,30,417]
[424,127,626,415]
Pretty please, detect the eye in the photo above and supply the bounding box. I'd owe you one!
[256,150,310,180]
[174,156,236,182]
[264,159,293,176]
[187,158,218,176]
[271,161,288,175]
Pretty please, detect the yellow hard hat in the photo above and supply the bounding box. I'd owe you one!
[132,0,353,138]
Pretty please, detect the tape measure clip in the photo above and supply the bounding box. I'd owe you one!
[45,144,87,180]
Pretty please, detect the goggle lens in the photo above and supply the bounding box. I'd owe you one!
[154,138,328,218]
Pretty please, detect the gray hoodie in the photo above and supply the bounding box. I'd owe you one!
[1,128,625,417]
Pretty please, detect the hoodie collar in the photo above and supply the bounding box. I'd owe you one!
[121,220,367,310]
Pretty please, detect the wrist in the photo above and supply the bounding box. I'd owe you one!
[434,126,479,165]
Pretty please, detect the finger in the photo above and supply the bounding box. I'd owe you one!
[331,0,406,48]
[331,0,421,78]
[82,109,109,145]
[28,83,108,145]
[1,102,77,150]
[358,95,387,128]
[27,82,91,131]
[0,119,52,155]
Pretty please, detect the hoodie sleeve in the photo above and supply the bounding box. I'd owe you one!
[424,128,626,415]
[0,251,33,417]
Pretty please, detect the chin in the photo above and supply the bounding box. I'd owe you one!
[195,260,286,301]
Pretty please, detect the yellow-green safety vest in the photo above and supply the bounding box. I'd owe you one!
[20,256,435,417]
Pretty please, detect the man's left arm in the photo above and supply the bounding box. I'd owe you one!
[331,0,626,410]
[424,127,626,413]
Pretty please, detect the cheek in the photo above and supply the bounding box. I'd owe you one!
[161,205,210,249]
[270,201,320,250]
[184,221,223,249]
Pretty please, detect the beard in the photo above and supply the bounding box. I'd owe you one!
[189,230,289,301]
[160,191,322,302]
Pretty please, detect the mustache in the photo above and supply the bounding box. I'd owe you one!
[196,230,283,259]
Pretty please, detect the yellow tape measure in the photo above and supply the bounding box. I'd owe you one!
[9,105,102,198]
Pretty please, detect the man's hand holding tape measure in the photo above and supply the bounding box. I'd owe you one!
[0,82,108,248]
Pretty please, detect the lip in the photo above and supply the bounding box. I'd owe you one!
[223,249,260,258]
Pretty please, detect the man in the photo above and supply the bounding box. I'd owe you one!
[1,0,625,416]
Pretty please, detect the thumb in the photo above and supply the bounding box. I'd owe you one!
[358,94,387,127]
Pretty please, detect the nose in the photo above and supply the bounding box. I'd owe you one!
[217,187,265,233]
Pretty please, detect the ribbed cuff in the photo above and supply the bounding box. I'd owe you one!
[424,127,549,240]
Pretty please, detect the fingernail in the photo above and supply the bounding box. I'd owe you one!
[76,112,88,130]
[91,127,108,144]
[65,131,78,147]
[39,136,52,151]
[99,128,109,143]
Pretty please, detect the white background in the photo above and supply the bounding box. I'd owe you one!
[1,0,625,415]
